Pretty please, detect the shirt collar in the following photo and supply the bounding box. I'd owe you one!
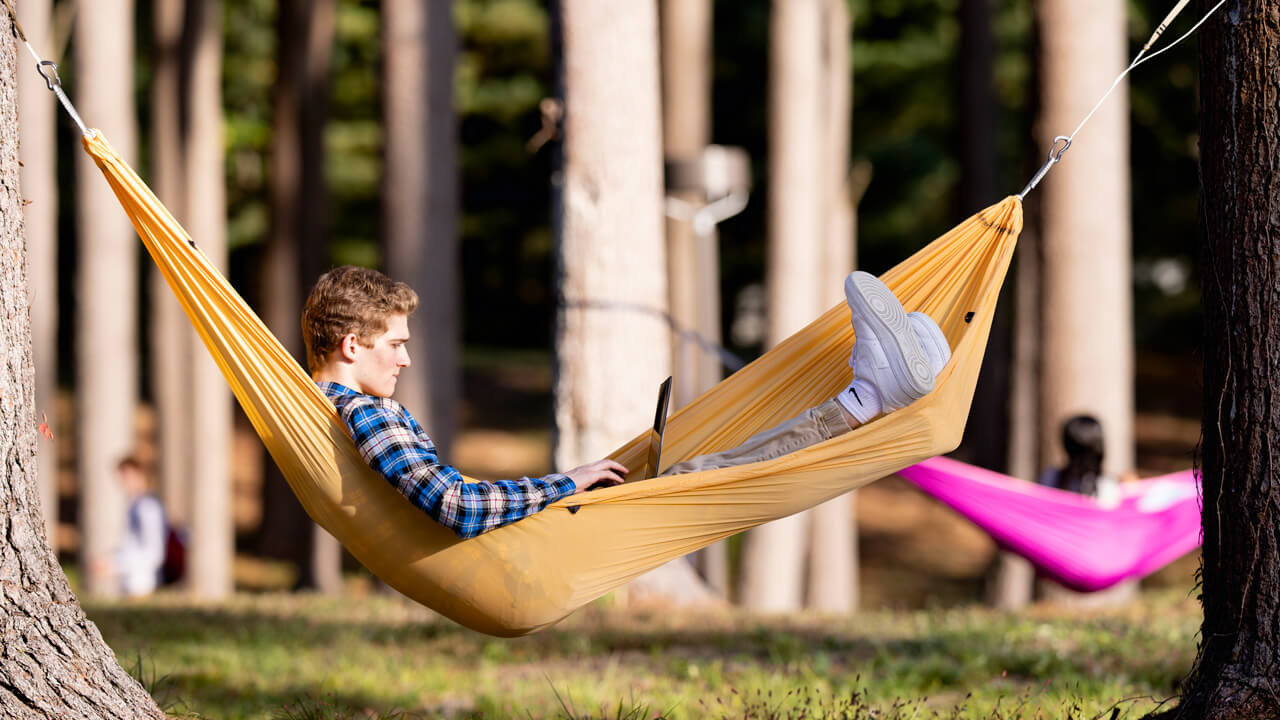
[318,380,360,397]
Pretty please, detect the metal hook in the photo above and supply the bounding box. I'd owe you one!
[1018,135,1074,199]
[36,60,59,92]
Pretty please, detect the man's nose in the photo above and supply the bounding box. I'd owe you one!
[399,350,411,367]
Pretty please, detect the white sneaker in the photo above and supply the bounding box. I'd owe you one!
[844,271,934,411]
[907,311,951,377]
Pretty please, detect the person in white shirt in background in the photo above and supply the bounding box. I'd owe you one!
[112,456,167,596]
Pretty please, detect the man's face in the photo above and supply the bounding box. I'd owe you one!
[351,313,411,397]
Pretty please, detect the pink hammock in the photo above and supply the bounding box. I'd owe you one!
[897,457,1202,592]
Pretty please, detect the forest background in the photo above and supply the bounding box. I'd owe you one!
[28,0,1202,603]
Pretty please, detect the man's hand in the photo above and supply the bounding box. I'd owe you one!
[563,458,629,494]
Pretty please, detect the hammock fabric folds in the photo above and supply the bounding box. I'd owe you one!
[899,457,1201,591]
[85,131,1023,636]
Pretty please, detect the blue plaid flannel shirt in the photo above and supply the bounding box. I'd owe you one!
[321,382,576,538]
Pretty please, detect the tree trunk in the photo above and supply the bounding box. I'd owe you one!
[381,0,459,459]
[1158,4,1280,718]
[149,0,193,535]
[261,0,342,593]
[956,0,1010,473]
[16,0,60,545]
[552,0,669,470]
[978,0,1033,610]
[739,0,825,613]
[74,0,139,597]
[0,33,166,719]
[659,0,729,598]
[183,0,233,599]
[1037,0,1133,483]
[1034,0,1136,608]
[806,0,856,614]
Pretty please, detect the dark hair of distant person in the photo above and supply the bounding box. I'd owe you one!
[1057,414,1104,496]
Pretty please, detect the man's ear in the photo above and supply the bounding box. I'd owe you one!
[338,333,361,362]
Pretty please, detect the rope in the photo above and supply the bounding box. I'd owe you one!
[1018,0,1228,199]
[3,0,91,136]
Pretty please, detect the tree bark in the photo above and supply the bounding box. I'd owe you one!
[74,0,139,597]
[16,0,60,545]
[552,0,670,471]
[261,0,342,593]
[381,0,459,459]
[1034,0,1137,608]
[806,0,856,614]
[183,0,233,599]
[0,32,166,719]
[1158,3,1280,718]
[740,0,825,613]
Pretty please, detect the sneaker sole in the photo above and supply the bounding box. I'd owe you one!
[845,271,934,404]
[907,311,952,375]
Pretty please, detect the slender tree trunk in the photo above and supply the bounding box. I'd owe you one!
[740,0,825,613]
[1156,5,1280,718]
[74,0,139,597]
[1035,0,1136,608]
[149,0,193,536]
[261,0,342,592]
[551,0,671,479]
[966,0,1033,609]
[957,0,1009,472]
[807,0,856,613]
[0,30,165,719]
[16,0,60,545]
[183,0,233,599]
[660,0,730,598]
[381,0,459,459]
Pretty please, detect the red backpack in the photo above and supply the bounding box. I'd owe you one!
[161,527,186,585]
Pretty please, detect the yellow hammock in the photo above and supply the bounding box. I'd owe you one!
[83,131,1022,637]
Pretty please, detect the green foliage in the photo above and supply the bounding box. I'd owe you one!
[88,588,1197,719]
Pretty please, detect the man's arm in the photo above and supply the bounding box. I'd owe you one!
[341,397,589,538]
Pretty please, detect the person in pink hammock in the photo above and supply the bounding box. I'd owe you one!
[304,266,949,538]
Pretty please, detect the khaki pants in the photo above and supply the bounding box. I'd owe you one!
[661,399,852,476]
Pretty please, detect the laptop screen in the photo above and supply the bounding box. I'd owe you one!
[644,376,673,479]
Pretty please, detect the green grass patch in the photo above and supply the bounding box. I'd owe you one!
[87,587,1197,719]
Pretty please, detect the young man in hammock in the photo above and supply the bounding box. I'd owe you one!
[303,266,948,539]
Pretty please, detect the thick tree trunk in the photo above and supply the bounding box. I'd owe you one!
[0,34,165,719]
[74,0,139,597]
[740,0,825,613]
[1160,4,1280,718]
[183,0,233,599]
[381,0,459,459]
[1034,0,1136,608]
[807,0,856,614]
[149,0,193,534]
[16,0,59,545]
[261,0,342,593]
[1037,0,1134,481]
[552,0,669,470]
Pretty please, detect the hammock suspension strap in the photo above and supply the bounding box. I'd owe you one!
[1017,0,1227,199]
[3,0,90,136]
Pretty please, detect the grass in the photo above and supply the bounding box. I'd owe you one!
[85,583,1199,719]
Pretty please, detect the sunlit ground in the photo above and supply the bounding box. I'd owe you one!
[85,580,1199,719]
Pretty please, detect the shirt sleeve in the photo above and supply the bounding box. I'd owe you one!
[337,396,577,539]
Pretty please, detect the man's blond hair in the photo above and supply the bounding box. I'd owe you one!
[301,266,419,373]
